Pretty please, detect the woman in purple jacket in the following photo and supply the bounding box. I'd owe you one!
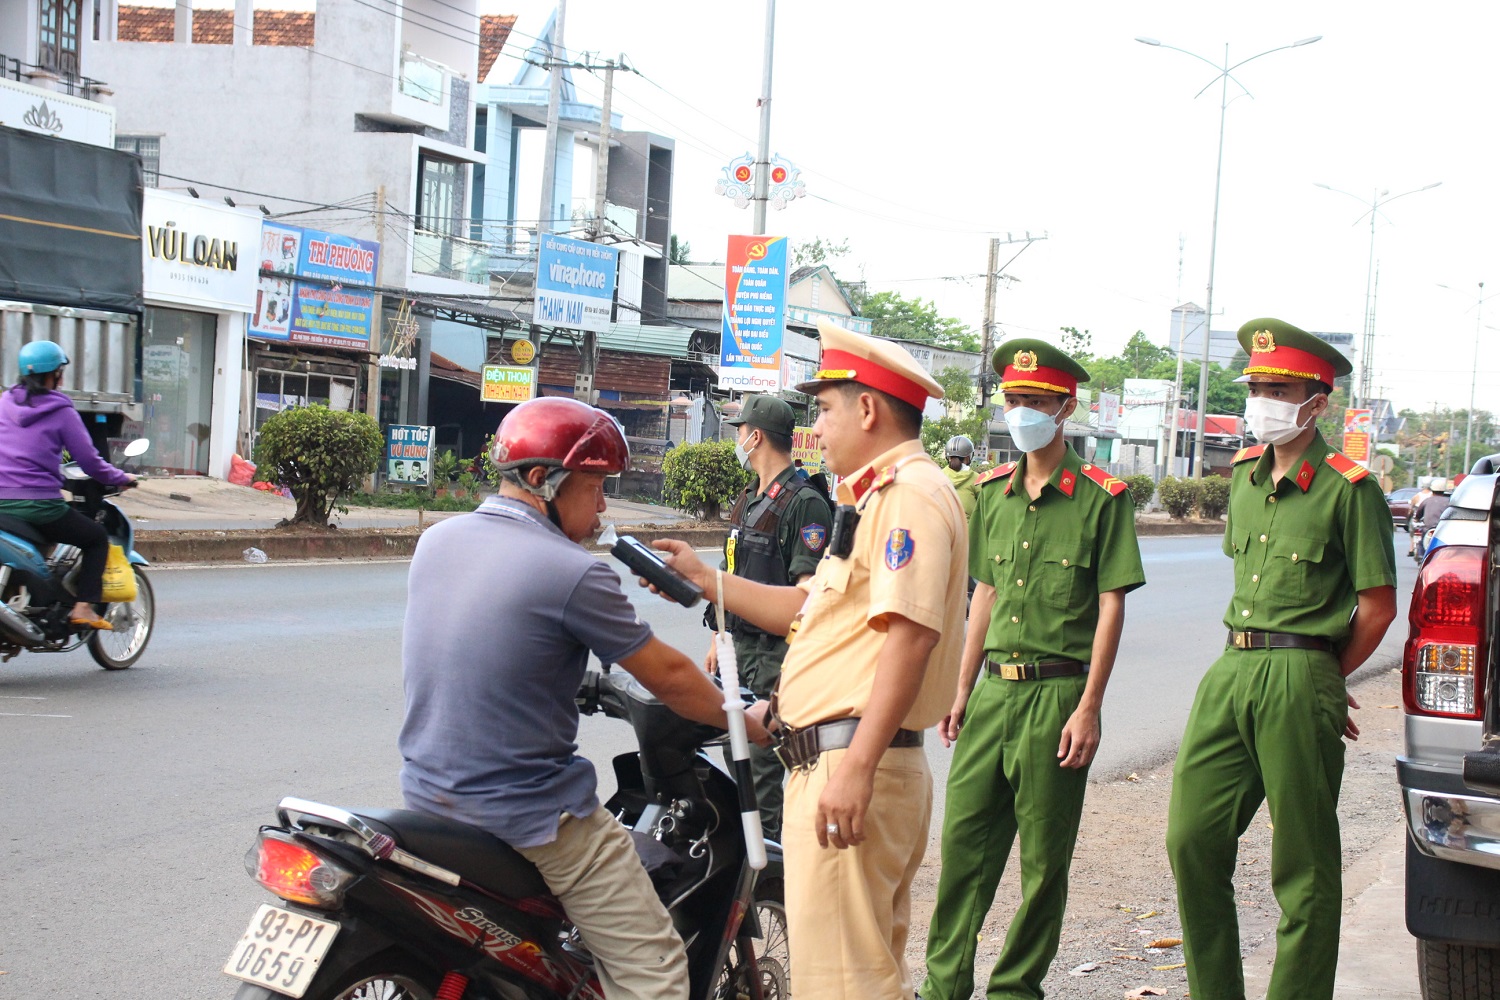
[0,342,136,630]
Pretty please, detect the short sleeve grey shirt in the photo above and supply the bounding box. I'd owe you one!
[398,497,653,848]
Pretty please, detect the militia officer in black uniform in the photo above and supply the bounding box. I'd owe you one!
[710,393,833,840]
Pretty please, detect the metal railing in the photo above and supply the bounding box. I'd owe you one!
[0,53,106,96]
[411,229,488,285]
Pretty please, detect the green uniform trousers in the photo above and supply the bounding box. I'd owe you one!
[733,634,788,841]
[922,673,1090,1000]
[1166,647,1347,1000]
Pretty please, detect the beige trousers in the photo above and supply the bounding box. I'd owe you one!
[783,745,933,1000]
[515,807,689,1000]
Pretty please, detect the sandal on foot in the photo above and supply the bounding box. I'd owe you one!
[70,615,114,631]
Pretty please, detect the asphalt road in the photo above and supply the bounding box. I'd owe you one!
[0,533,1417,998]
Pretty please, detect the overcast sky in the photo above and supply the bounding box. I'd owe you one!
[485,0,1499,421]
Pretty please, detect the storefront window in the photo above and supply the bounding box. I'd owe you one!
[254,369,357,435]
[140,308,217,476]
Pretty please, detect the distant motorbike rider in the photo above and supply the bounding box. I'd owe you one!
[1412,478,1453,559]
[942,434,981,520]
[398,396,768,1000]
[0,341,136,630]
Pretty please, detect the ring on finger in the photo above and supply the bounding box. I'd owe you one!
[826,823,839,835]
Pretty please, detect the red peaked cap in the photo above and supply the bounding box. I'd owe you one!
[793,319,943,409]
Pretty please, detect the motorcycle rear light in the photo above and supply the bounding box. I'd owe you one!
[246,831,354,909]
[1404,545,1487,720]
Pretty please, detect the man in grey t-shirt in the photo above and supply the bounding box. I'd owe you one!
[399,398,766,1000]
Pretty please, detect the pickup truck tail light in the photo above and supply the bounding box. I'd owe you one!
[1404,545,1487,719]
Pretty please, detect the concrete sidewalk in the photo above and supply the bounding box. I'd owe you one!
[117,477,694,533]
[1240,823,1417,999]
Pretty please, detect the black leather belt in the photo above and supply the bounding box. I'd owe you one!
[985,658,1088,681]
[774,718,923,772]
[1226,629,1335,652]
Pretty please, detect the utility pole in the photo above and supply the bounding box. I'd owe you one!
[590,56,617,239]
[751,0,776,235]
[1464,280,1484,472]
[980,238,998,410]
[575,53,620,405]
[980,232,1048,410]
[537,0,566,240]
[1165,236,1186,478]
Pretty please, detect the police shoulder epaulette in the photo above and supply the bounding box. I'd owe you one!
[850,463,898,501]
[1078,463,1129,497]
[1324,450,1370,484]
[1232,444,1266,464]
[976,461,1017,487]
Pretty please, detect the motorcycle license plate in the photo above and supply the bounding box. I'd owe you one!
[223,904,340,998]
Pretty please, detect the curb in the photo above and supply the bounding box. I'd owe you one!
[1135,520,1225,536]
[135,524,732,564]
[134,520,1217,564]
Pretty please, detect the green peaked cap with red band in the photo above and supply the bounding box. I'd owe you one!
[993,338,1090,396]
[1234,318,1352,386]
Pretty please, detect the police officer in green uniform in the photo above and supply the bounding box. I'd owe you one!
[1165,319,1398,1000]
[922,340,1145,1000]
[712,393,833,840]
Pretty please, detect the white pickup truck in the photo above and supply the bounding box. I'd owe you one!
[1400,456,1500,999]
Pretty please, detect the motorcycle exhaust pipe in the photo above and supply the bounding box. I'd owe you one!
[0,567,44,646]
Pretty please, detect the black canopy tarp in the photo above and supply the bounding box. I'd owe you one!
[0,125,143,312]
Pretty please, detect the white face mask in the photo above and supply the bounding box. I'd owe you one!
[734,432,758,470]
[1244,395,1317,446]
[1004,406,1064,453]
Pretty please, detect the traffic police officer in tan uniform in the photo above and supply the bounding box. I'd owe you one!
[653,318,968,999]
[922,340,1145,1000]
[1166,319,1398,1000]
[712,393,833,841]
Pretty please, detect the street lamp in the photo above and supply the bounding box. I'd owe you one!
[1137,34,1322,478]
[1315,181,1442,406]
[1438,281,1494,472]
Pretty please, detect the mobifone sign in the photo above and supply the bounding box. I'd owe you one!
[534,234,618,333]
[719,235,788,392]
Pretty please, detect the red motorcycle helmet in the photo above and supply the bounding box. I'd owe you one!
[490,397,630,477]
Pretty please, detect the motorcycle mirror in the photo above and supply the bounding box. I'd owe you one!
[123,439,150,458]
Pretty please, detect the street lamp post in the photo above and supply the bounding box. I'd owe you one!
[1441,281,1494,472]
[1137,34,1321,478]
[1315,182,1442,406]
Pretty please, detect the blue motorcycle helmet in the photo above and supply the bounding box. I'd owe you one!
[18,341,68,376]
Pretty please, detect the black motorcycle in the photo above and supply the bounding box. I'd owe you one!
[224,668,789,1000]
[0,439,154,670]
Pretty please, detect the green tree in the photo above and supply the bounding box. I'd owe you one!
[668,235,692,265]
[1058,326,1092,358]
[1314,385,1351,443]
[661,440,751,520]
[253,405,385,526]
[1198,476,1231,519]
[1156,476,1200,519]
[792,236,851,270]
[1123,473,1156,512]
[921,365,990,461]
[861,290,979,352]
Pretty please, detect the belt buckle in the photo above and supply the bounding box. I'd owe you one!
[999,663,1022,681]
[1232,631,1252,650]
[774,727,818,773]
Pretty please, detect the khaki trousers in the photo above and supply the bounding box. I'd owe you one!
[784,745,933,1000]
[515,807,689,1000]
